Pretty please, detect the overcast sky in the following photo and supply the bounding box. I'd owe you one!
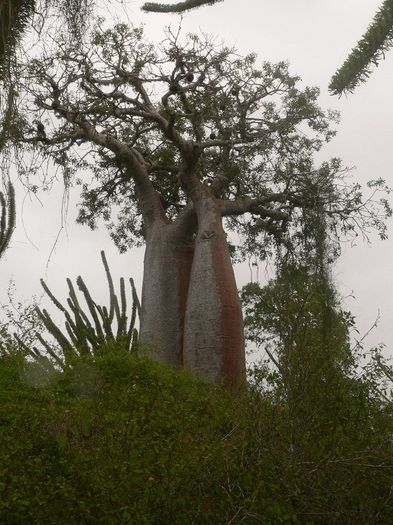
[1,0,393,357]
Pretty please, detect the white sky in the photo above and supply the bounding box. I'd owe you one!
[1,0,393,356]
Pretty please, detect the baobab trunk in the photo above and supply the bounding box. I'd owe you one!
[183,195,246,390]
[139,221,194,366]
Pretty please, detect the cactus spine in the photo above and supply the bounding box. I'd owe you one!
[142,0,223,13]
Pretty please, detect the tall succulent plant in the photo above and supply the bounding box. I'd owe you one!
[142,0,223,13]
[20,251,140,368]
[330,0,393,94]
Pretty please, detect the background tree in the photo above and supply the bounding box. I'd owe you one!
[243,262,357,434]
[11,22,389,388]
[242,169,350,386]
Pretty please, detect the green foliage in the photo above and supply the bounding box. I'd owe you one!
[15,24,390,259]
[330,0,393,94]
[242,265,350,351]
[142,0,224,13]
[242,265,355,402]
[0,182,15,259]
[0,280,43,356]
[20,251,140,368]
[0,84,17,155]
[0,0,35,73]
[0,0,92,72]
[0,349,392,523]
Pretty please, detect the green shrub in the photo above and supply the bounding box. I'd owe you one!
[0,350,392,524]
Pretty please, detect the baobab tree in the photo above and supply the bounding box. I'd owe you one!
[13,23,390,388]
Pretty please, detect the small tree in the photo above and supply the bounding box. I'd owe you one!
[12,23,390,388]
[243,264,355,386]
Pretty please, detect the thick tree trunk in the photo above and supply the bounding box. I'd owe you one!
[183,195,246,390]
[139,221,194,366]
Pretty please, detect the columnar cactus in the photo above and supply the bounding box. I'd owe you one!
[330,0,393,94]
[19,251,140,368]
[142,0,223,13]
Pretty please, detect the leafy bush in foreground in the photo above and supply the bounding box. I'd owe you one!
[0,349,392,524]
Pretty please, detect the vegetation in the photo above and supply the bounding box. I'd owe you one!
[17,251,140,368]
[0,0,35,71]
[141,0,393,95]
[330,0,393,95]
[0,0,92,71]
[4,0,392,98]
[9,22,390,389]
[0,6,392,521]
[0,210,391,522]
[142,0,224,13]
[0,340,391,524]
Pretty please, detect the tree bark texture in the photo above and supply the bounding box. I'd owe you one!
[134,144,245,389]
[139,222,194,367]
[182,196,246,390]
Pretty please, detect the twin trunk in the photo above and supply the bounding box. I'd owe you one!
[139,198,246,390]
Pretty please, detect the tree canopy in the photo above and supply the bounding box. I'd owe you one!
[6,1,393,98]
[140,0,393,95]
[13,23,388,256]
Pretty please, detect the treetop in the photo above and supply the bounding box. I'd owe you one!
[10,21,390,258]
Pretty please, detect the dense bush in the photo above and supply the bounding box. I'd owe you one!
[0,349,392,524]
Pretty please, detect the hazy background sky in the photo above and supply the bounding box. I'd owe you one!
[1,0,393,356]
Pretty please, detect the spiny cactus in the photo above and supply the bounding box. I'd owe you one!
[330,0,393,95]
[142,0,223,13]
[19,251,140,368]
[0,181,15,259]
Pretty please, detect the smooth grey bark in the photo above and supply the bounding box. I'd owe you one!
[183,194,246,389]
[139,217,194,367]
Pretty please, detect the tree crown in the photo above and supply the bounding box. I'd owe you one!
[11,21,391,257]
